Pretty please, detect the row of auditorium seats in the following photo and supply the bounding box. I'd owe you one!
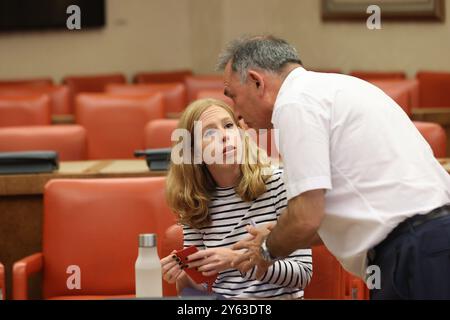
[0,80,229,118]
[1,70,450,115]
[0,119,174,161]
[0,76,435,126]
[0,118,446,161]
[2,177,368,300]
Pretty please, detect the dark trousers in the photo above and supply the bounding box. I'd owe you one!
[369,208,450,300]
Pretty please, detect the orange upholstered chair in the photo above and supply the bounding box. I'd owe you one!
[106,83,187,115]
[160,224,184,296]
[144,119,179,149]
[134,70,192,84]
[304,245,368,300]
[196,89,234,106]
[0,85,71,115]
[0,262,5,300]
[63,73,126,109]
[0,125,87,161]
[185,75,223,103]
[0,78,53,86]
[76,93,164,159]
[12,177,176,300]
[0,95,51,127]
[350,71,406,81]
[417,71,450,108]
[413,121,447,158]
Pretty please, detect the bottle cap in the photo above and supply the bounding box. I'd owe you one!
[139,233,157,247]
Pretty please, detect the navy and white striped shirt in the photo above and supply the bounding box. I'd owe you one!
[183,170,313,299]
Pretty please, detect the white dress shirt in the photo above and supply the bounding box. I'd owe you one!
[272,67,450,278]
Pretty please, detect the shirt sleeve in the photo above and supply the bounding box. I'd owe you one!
[182,225,205,249]
[273,102,332,200]
[241,249,313,290]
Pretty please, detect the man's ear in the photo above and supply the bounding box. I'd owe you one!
[248,70,265,94]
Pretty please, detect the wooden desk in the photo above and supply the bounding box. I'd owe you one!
[412,108,450,156]
[0,160,165,299]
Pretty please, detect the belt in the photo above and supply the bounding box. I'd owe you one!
[368,204,450,262]
[391,204,450,236]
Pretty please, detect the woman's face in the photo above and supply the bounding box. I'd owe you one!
[197,105,242,165]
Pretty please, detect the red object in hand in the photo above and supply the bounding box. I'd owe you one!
[174,246,217,291]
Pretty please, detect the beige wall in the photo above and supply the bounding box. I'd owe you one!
[0,0,192,82]
[218,0,450,78]
[1,0,450,82]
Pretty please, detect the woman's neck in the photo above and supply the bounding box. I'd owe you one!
[207,164,240,188]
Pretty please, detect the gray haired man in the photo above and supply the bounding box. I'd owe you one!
[220,35,450,300]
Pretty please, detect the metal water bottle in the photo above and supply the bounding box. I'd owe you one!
[135,233,162,297]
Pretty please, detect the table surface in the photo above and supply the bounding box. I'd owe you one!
[0,159,164,196]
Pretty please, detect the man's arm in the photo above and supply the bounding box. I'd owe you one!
[267,189,325,258]
[231,189,325,277]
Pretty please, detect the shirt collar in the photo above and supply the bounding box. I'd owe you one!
[271,66,307,124]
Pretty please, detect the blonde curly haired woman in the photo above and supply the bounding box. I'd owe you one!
[160,98,312,299]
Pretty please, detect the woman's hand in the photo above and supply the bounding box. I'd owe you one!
[186,247,244,277]
[160,250,187,284]
[161,250,207,293]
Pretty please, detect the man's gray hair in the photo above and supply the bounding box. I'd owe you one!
[217,35,302,83]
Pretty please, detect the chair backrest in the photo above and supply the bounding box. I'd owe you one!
[63,73,126,109]
[161,224,183,296]
[0,125,87,161]
[196,89,234,106]
[76,93,164,159]
[0,94,51,127]
[413,121,447,158]
[304,245,367,300]
[0,78,53,86]
[350,71,406,81]
[134,70,192,84]
[42,177,176,299]
[304,245,345,299]
[0,85,71,115]
[417,71,450,108]
[144,119,179,149]
[184,75,223,103]
[106,83,187,115]
[0,262,5,300]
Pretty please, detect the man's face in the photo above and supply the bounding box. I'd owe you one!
[223,62,272,129]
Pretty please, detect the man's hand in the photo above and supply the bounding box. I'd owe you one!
[231,223,274,279]
[185,247,244,276]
